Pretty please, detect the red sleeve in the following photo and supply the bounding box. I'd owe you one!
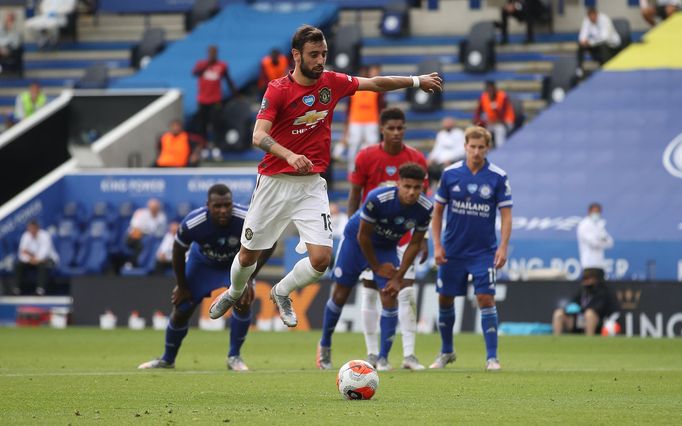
[192,60,206,75]
[330,71,360,99]
[256,83,283,122]
[349,149,368,186]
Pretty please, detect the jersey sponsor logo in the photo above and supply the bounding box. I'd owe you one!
[319,87,331,104]
[385,166,397,176]
[451,200,491,218]
[259,97,269,114]
[663,132,682,179]
[293,110,329,126]
[244,228,253,240]
[467,183,478,194]
[479,184,492,199]
[302,94,315,106]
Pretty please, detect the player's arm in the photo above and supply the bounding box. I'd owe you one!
[357,219,395,278]
[431,201,446,265]
[224,67,239,96]
[356,73,443,93]
[171,241,191,305]
[494,207,512,269]
[347,183,363,216]
[253,119,313,173]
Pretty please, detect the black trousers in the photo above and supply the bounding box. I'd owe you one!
[577,43,618,67]
[195,102,222,143]
[500,1,539,43]
[15,261,51,294]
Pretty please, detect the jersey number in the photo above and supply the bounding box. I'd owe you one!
[321,213,332,232]
[488,268,497,285]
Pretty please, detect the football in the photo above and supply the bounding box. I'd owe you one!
[336,360,379,400]
[601,319,622,337]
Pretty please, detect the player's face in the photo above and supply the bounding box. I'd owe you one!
[397,178,423,206]
[465,136,489,166]
[296,41,327,80]
[381,119,405,147]
[207,193,233,226]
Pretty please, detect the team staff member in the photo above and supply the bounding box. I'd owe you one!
[208,25,442,327]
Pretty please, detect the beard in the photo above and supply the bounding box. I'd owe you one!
[300,57,323,80]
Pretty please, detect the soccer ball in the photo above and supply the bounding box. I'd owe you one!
[336,360,379,400]
[601,319,622,336]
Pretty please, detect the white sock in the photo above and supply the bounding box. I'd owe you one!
[398,286,417,358]
[228,256,256,300]
[275,257,325,296]
[361,286,380,356]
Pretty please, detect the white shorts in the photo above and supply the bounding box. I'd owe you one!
[359,243,416,281]
[347,123,380,149]
[241,173,332,251]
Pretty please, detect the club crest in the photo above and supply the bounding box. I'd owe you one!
[319,87,331,104]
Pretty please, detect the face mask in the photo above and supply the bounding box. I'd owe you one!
[589,212,601,222]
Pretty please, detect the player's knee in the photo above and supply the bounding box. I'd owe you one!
[438,294,454,308]
[553,308,565,320]
[332,285,351,306]
[309,252,331,272]
[476,293,495,308]
[238,249,259,267]
[584,308,598,321]
[170,310,191,328]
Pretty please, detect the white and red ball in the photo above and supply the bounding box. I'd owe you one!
[337,360,379,400]
[601,319,622,336]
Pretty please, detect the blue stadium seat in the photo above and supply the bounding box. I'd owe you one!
[74,208,112,273]
[174,201,194,222]
[54,218,84,275]
[120,235,162,276]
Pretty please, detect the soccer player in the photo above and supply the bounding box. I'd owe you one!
[138,184,273,371]
[348,107,429,370]
[317,163,433,371]
[209,25,442,326]
[429,126,512,371]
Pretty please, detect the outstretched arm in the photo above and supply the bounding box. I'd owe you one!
[357,72,443,93]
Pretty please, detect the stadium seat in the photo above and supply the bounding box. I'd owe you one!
[130,28,166,70]
[184,0,220,32]
[509,97,525,134]
[459,21,496,73]
[380,0,410,38]
[331,25,362,75]
[54,217,83,276]
[408,59,443,112]
[73,205,113,273]
[541,56,579,104]
[215,97,254,152]
[612,18,632,52]
[120,235,161,276]
[174,201,194,222]
[75,63,110,89]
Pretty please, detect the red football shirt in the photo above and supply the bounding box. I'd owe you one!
[256,71,359,175]
[350,143,429,202]
[194,60,227,105]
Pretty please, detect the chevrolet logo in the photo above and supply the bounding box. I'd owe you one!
[293,110,328,126]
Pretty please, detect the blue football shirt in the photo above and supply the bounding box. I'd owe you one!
[435,160,512,258]
[344,186,433,248]
[175,205,247,266]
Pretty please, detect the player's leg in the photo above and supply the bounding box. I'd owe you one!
[360,277,381,366]
[396,245,424,370]
[373,248,401,371]
[318,235,365,369]
[228,283,255,371]
[470,256,501,370]
[345,123,362,173]
[273,175,333,326]
[430,259,467,369]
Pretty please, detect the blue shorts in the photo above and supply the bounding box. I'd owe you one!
[332,235,398,289]
[185,254,231,304]
[436,255,496,297]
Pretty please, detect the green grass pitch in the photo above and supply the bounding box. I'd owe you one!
[1,328,681,425]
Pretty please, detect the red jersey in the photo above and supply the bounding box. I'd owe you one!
[256,71,359,175]
[350,143,429,202]
[194,60,228,105]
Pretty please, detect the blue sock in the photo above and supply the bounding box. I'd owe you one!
[162,321,189,364]
[481,306,499,360]
[229,310,251,357]
[438,305,456,354]
[320,299,343,348]
[379,307,399,359]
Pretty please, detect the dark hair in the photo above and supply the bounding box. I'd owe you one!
[588,202,602,211]
[291,25,325,53]
[485,80,496,89]
[27,218,39,227]
[208,184,231,199]
[380,107,406,125]
[399,163,426,181]
[587,7,597,14]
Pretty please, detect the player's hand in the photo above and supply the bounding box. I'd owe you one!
[494,246,508,269]
[171,285,192,306]
[382,278,401,298]
[287,153,314,174]
[374,262,397,279]
[418,72,443,94]
[434,245,447,266]
[419,239,429,264]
